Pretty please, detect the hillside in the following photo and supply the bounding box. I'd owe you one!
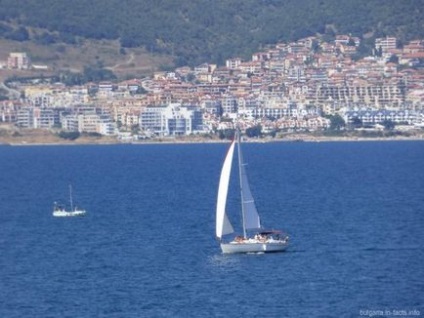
[1,0,424,70]
[0,37,173,82]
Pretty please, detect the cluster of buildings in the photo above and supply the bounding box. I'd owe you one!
[1,35,424,137]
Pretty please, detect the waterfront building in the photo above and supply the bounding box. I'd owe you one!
[33,108,56,128]
[61,114,79,131]
[16,107,57,128]
[0,101,21,123]
[140,103,204,136]
[344,109,417,125]
[97,115,116,136]
[140,106,167,135]
[16,107,34,128]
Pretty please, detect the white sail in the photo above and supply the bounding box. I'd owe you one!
[237,132,261,231]
[240,160,261,230]
[216,140,236,239]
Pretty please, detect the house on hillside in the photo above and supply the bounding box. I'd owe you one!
[7,52,30,70]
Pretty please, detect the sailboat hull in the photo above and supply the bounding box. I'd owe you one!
[220,241,288,254]
[53,210,86,217]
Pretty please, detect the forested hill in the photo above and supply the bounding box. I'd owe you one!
[0,0,423,66]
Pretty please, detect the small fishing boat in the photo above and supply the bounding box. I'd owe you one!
[53,185,86,217]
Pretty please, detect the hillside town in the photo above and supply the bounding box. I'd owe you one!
[1,35,424,141]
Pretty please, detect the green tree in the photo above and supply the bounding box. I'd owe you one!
[218,129,235,140]
[328,114,346,131]
[382,119,395,131]
[347,38,356,46]
[58,131,80,140]
[388,55,399,64]
[0,22,12,36]
[132,86,147,95]
[83,66,116,82]
[0,0,423,66]
[7,26,29,41]
[131,124,140,135]
[246,125,262,138]
[35,31,58,45]
[350,117,363,129]
[58,32,77,44]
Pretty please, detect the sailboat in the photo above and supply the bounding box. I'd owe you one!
[216,129,289,253]
[53,185,86,217]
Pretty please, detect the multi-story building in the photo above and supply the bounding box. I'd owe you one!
[75,112,115,135]
[140,106,167,135]
[226,58,242,70]
[97,115,116,136]
[201,98,222,115]
[140,103,204,136]
[61,113,79,131]
[314,82,405,108]
[77,113,98,133]
[7,52,30,70]
[0,101,20,122]
[194,63,217,75]
[16,107,56,128]
[33,108,56,128]
[375,37,397,55]
[16,107,34,128]
[344,109,416,125]
[221,94,238,114]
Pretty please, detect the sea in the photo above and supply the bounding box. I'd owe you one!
[0,141,423,318]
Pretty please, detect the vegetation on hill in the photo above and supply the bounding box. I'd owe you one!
[0,0,423,67]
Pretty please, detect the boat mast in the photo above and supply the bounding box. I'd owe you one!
[69,184,74,211]
[236,129,247,238]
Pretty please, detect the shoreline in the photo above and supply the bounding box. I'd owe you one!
[1,134,424,146]
[1,123,423,146]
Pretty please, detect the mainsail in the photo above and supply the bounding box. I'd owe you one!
[216,139,236,239]
[237,134,261,231]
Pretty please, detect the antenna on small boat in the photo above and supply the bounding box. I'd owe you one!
[69,184,74,211]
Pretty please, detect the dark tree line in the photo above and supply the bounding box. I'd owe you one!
[0,0,423,66]
[58,66,116,86]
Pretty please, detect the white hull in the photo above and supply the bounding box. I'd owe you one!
[53,210,86,217]
[221,241,288,254]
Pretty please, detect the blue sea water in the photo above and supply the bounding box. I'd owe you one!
[0,141,423,318]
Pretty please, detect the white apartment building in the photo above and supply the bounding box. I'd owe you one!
[226,58,242,70]
[375,37,397,54]
[16,107,57,128]
[140,103,204,136]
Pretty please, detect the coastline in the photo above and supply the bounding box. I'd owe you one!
[2,119,424,146]
[1,133,424,146]
[1,123,423,146]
